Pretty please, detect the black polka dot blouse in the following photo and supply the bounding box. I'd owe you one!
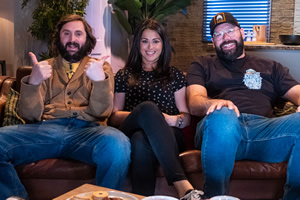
[114,66,186,115]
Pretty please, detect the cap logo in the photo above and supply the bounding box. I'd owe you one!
[214,13,226,25]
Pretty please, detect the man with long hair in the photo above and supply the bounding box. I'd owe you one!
[0,14,131,199]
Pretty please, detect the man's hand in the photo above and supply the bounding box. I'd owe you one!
[85,56,109,81]
[297,106,300,112]
[28,52,52,85]
[207,99,240,117]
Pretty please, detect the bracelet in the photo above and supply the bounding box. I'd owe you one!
[178,115,183,128]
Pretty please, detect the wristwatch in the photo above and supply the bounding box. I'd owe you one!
[177,115,183,128]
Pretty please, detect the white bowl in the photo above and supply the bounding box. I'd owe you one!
[210,195,240,200]
[142,195,178,200]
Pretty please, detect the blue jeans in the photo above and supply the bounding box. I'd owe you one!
[195,107,300,200]
[0,118,131,199]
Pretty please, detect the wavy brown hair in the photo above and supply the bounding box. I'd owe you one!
[123,19,172,87]
[51,14,96,57]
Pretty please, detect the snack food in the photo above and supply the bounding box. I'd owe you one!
[70,195,91,200]
[68,191,131,200]
[92,191,109,200]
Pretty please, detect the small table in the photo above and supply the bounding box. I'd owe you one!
[53,184,145,200]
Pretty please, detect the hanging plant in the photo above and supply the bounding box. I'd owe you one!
[21,0,90,59]
[108,0,192,35]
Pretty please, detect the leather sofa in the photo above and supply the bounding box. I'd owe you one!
[0,66,287,200]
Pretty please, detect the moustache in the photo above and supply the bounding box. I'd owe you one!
[65,42,80,49]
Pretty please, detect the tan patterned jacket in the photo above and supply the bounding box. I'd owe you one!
[18,55,114,125]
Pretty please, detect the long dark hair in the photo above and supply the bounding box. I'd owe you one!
[124,19,172,87]
[51,14,96,57]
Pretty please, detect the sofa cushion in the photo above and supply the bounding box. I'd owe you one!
[2,88,25,126]
[179,150,287,179]
[273,102,297,117]
[15,158,96,180]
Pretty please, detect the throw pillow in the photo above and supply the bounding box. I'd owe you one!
[273,102,297,117]
[2,88,25,126]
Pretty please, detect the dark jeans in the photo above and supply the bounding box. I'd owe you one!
[120,101,186,196]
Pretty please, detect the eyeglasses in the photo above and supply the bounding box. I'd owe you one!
[213,27,240,41]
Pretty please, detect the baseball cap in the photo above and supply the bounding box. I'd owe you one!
[210,12,240,36]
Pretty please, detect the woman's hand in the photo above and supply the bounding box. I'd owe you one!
[163,113,178,127]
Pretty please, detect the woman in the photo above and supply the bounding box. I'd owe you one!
[110,19,203,200]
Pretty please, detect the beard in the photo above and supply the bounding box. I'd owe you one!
[57,41,90,63]
[215,36,244,63]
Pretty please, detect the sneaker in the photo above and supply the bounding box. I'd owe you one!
[180,189,205,200]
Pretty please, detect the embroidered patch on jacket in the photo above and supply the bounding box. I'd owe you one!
[242,69,262,89]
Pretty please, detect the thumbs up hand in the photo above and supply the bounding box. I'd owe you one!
[85,56,109,81]
[28,52,52,85]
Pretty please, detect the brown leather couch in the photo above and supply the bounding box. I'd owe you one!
[0,66,287,200]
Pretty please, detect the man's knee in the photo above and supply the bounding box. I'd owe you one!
[199,107,239,131]
[208,107,238,121]
[93,127,131,164]
[195,107,240,148]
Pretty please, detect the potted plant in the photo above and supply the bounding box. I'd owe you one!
[108,0,192,35]
[21,0,89,60]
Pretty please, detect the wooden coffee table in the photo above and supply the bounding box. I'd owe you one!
[53,184,145,200]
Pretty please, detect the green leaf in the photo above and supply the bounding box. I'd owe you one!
[39,51,51,61]
[134,0,143,8]
[113,9,133,35]
[21,0,90,42]
[21,0,31,9]
[160,0,191,11]
[113,0,128,10]
[155,0,167,8]
[110,0,192,35]
[146,0,156,5]
[125,0,142,18]
[153,14,166,22]
[155,0,191,18]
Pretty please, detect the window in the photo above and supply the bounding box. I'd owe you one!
[202,0,271,42]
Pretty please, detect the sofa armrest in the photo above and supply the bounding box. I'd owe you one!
[16,66,32,92]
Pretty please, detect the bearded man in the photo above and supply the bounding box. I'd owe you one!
[187,12,300,200]
[0,14,130,199]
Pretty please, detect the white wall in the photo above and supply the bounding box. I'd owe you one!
[108,0,129,74]
[78,0,129,74]
[85,0,111,62]
[0,0,14,76]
